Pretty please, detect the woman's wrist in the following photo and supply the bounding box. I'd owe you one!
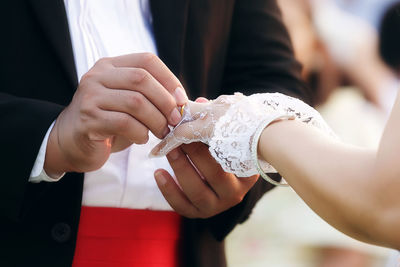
[257,119,299,164]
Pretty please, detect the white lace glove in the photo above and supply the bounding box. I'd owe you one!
[150,92,335,178]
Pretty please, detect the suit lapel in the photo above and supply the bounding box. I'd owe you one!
[27,0,78,88]
[27,0,189,89]
[150,0,190,79]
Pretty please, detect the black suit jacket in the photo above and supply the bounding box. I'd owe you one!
[0,0,310,266]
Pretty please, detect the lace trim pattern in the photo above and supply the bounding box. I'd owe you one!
[209,93,335,177]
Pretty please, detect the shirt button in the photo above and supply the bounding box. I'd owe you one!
[51,222,71,243]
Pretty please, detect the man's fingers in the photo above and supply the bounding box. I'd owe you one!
[110,136,133,153]
[94,110,150,144]
[99,67,182,126]
[181,143,259,199]
[99,89,169,139]
[166,147,219,213]
[154,169,199,218]
[181,143,238,198]
[109,53,186,101]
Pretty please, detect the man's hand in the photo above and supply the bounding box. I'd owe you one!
[154,142,259,218]
[44,53,187,176]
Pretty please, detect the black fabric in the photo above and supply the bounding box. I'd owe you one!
[379,1,400,72]
[0,0,308,266]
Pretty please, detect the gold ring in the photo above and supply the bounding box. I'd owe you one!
[179,104,185,116]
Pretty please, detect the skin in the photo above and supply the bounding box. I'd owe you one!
[155,97,259,218]
[150,91,400,246]
[258,90,400,249]
[44,53,257,218]
[45,53,186,175]
[155,143,258,218]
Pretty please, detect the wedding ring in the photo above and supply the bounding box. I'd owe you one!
[179,104,185,116]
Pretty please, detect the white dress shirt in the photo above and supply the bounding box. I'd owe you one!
[30,0,175,211]
[385,251,400,267]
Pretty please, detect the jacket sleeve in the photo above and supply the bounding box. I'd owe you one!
[0,92,64,221]
[207,0,311,241]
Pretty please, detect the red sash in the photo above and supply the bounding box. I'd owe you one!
[72,206,181,267]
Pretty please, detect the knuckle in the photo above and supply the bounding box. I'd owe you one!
[95,57,111,67]
[232,194,244,205]
[129,68,148,85]
[191,192,209,208]
[79,95,98,118]
[227,189,244,205]
[80,88,95,101]
[140,52,159,66]
[79,103,97,120]
[81,71,98,82]
[80,92,101,111]
[128,92,144,107]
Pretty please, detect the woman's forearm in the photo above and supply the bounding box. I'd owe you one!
[258,119,400,249]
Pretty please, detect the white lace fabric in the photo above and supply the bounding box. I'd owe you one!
[150,92,335,178]
[208,94,281,177]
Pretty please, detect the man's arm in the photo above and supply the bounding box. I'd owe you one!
[155,0,310,241]
[213,0,311,238]
[1,52,187,222]
[0,93,64,221]
[221,0,311,101]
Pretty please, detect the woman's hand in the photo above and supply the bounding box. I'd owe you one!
[150,94,245,157]
[151,92,335,179]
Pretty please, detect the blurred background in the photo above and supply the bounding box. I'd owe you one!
[225,0,400,266]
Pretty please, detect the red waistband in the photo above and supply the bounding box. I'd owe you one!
[72,206,182,267]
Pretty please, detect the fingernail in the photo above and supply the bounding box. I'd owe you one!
[173,87,188,106]
[168,148,180,160]
[170,108,182,125]
[195,97,209,103]
[155,171,167,186]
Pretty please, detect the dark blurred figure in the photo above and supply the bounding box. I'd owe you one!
[277,0,341,105]
[379,1,400,73]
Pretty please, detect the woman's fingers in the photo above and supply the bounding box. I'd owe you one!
[150,121,199,157]
[150,113,213,157]
[195,97,209,103]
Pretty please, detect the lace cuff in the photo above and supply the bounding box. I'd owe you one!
[209,93,335,178]
[208,95,288,177]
